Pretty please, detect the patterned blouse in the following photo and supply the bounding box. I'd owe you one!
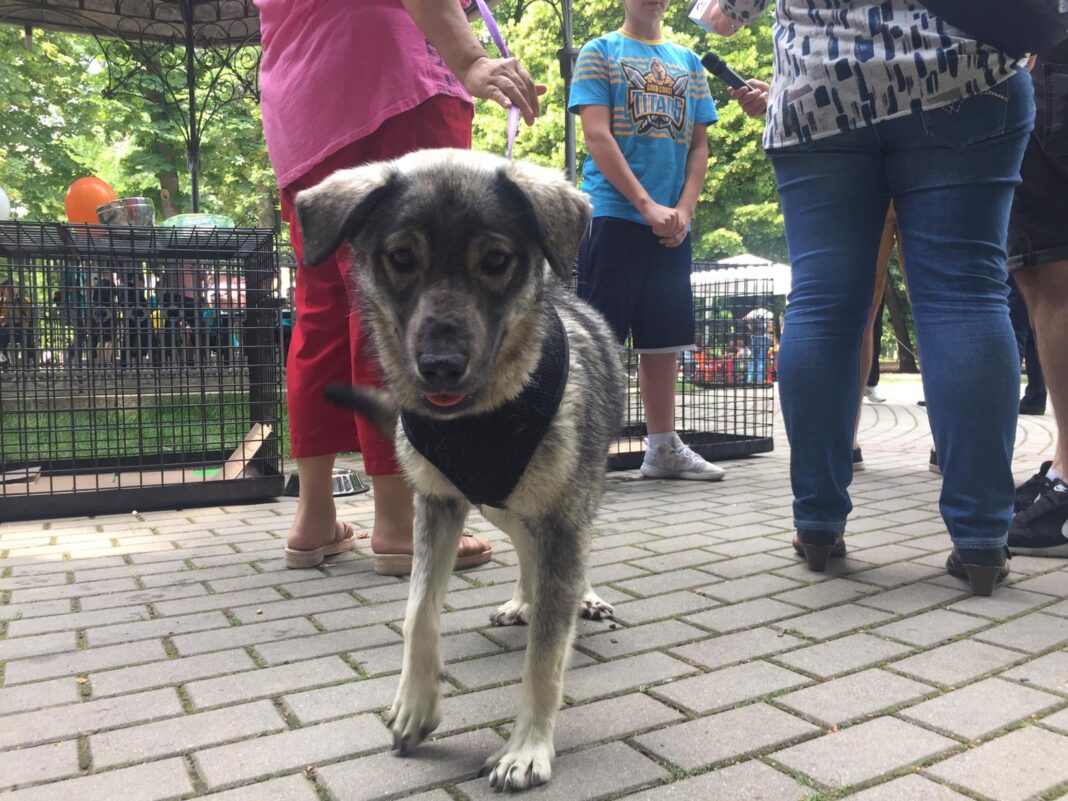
[717,0,1023,149]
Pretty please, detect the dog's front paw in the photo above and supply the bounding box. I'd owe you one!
[387,678,441,754]
[490,597,531,626]
[581,588,614,621]
[483,737,554,791]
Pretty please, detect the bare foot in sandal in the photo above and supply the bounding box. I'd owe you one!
[285,518,360,568]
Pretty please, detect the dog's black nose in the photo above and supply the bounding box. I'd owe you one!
[416,352,469,386]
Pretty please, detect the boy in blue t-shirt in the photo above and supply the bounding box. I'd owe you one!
[569,0,762,481]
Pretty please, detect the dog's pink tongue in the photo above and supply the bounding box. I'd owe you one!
[425,393,465,407]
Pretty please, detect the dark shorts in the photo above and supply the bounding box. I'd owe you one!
[577,216,695,351]
[1008,44,1068,271]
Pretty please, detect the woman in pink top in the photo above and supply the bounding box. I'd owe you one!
[257,0,541,573]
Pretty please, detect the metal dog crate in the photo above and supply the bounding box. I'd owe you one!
[599,264,776,471]
[0,221,285,520]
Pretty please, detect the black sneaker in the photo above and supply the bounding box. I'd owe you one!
[1015,461,1053,513]
[1009,480,1068,557]
[929,449,941,475]
[853,447,865,472]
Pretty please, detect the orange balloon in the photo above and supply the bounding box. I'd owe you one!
[64,177,117,224]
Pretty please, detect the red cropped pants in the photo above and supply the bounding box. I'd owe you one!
[281,95,473,474]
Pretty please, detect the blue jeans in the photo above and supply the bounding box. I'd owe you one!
[768,71,1034,550]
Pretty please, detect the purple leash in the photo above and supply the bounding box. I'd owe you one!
[473,0,521,159]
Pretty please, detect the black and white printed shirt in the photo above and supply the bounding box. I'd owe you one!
[717,0,1024,148]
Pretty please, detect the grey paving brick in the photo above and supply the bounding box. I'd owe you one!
[350,631,503,677]
[847,560,945,588]
[446,583,521,610]
[974,612,1068,653]
[86,610,230,647]
[578,619,706,659]
[683,597,804,633]
[91,648,255,696]
[253,624,401,665]
[670,626,807,670]
[92,700,286,768]
[900,677,1061,739]
[463,741,670,800]
[624,549,721,573]
[701,573,803,603]
[855,582,965,615]
[8,577,139,604]
[1039,707,1068,733]
[776,668,933,726]
[622,760,809,801]
[1,758,193,801]
[610,590,718,625]
[437,684,520,732]
[5,605,150,637]
[138,563,257,588]
[195,775,320,801]
[4,638,167,684]
[873,609,988,647]
[0,630,77,661]
[778,603,894,640]
[194,715,388,788]
[172,617,319,656]
[564,651,697,702]
[773,578,879,610]
[773,717,955,788]
[633,702,819,770]
[313,600,408,630]
[552,692,684,751]
[80,584,207,611]
[0,599,71,621]
[892,640,1022,686]
[842,775,973,801]
[651,659,811,714]
[773,633,913,678]
[642,533,725,553]
[947,586,1053,620]
[284,676,398,724]
[926,726,1068,801]
[152,587,285,616]
[1009,569,1068,597]
[1003,650,1068,693]
[0,738,80,791]
[701,552,794,579]
[0,688,182,749]
[614,568,722,597]
[186,655,355,709]
[0,677,80,715]
[445,647,594,690]
[400,791,455,801]
[317,728,503,801]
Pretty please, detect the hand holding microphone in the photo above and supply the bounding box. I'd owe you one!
[701,51,770,119]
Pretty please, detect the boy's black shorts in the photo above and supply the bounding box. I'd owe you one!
[1008,43,1068,271]
[577,216,695,352]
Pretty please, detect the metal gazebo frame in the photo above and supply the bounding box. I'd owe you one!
[0,0,262,213]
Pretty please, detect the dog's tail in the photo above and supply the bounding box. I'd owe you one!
[324,384,398,442]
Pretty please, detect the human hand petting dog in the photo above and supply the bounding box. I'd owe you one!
[729,79,771,119]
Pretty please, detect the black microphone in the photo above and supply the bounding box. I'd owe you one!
[701,51,749,91]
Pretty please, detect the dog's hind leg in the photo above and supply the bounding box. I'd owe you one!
[485,512,535,626]
[389,493,467,753]
[484,517,585,791]
[581,581,614,621]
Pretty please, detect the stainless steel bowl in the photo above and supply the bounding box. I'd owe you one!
[331,468,369,497]
[96,197,155,227]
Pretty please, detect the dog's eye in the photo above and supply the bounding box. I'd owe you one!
[481,249,511,276]
[387,248,417,271]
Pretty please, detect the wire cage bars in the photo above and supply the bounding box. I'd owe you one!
[278,254,775,474]
[0,221,285,520]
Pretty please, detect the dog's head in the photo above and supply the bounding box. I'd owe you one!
[295,149,590,416]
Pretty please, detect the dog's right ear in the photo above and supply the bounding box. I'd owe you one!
[294,163,397,267]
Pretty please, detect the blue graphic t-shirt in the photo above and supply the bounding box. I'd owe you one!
[568,30,718,224]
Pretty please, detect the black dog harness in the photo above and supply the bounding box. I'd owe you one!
[400,310,569,509]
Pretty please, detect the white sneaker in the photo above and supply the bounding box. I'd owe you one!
[864,385,886,403]
[641,433,726,481]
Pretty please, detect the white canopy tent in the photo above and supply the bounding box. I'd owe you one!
[692,253,792,297]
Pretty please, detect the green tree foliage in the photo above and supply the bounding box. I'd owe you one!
[471,0,784,261]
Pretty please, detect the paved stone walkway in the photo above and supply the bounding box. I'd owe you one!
[1,378,1063,801]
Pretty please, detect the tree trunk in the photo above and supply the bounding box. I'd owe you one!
[883,281,918,373]
[256,187,277,230]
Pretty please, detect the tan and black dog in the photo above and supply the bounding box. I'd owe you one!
[296,149,625,792]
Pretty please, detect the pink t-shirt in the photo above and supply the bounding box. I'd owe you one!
[256,0,472,190]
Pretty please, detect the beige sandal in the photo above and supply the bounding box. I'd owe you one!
[373,532,493,576]
[284,520,359,568]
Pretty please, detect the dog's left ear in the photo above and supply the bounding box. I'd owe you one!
[294,162,397,267]
[501,161,591,281]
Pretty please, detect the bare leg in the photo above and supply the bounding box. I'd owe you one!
[389,495,467,751]
[287,454,339,550]
[1015,263,1068,473]
[369,474,416,554]
[639,351,678,435]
